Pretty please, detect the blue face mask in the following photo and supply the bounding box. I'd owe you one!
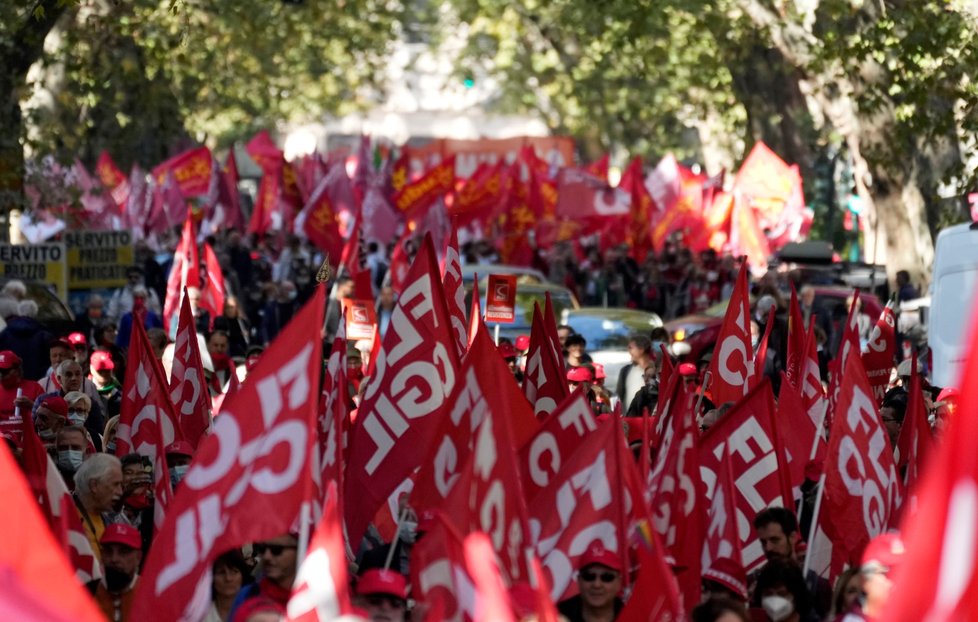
[106,441,117,455]
[68,411,86,426]
[57,449,84,472]
[170,464,189,488]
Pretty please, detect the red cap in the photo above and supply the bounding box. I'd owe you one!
[678,363,697,377]
[937,387,960,403]
[38,395,68,419]
[90,350,115,371]
[100,523,142,549]
[49,338,72,351]
[578,542,623,572]
[515,335,530,352]
[508,582,538,618]
[165,440,194,458]
[567,366,592,383]
[356,569,408,600]
[703,557,748,600]
[0,350,20,370]
[497,341,518,360]
[861,532,905,571]
[67,332,88,347]
[593,363,606,380]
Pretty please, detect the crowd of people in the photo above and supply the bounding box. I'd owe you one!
[0,224,939,622]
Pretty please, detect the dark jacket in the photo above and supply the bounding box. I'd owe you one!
[0,316,53,380]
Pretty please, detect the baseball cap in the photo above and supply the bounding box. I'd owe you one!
[497,341,518,360]
[90,350,115,371]
[861,532,905,573]
[356,569,408,600]
[593,362,606,380]
[0,350,21,370]
[165,440,194,458]
[101,523,142,550]
[67,332,88,347]
[567,366,592,383]
[49,337,72,351]
[38,395,68,419]
[678,362,698,377]
[703,557,748,600]
[578,542,623,573]
[515,335,530,352]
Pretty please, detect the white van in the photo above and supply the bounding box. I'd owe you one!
[929,222,978,388]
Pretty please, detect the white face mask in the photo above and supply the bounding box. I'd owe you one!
[68,411,86,425]
[761,595,794,622]
[57,449,84,471]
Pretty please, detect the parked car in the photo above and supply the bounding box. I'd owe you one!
[465,281,579,344]
[561,307,664,393]
[666,286,884,363]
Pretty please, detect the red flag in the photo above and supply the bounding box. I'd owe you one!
[522,303,570,418]
[728,192,771,274]
[442,227,469,358]
[881,307,978,621]
[452,161,506,226]
[148,170,186,233]
[43,455,102,582]
[645,154,681,223]
[96,150,130,209]
[542,293,565,374]
[468,274,482,348]
[247,170,279,236]
[339,210,364,277]
[821,353,902,565]
[786,285,808,387]
[699,379,794,571]
[344,235,462,548]
[777,375,824,494]
[221,148,245,231]
[362,183,402,246]
[163,216,201,334]
[618,157,654,262]
[733,143,812,251]
[529,415,648,601]
[286,482,355,621]
[708,263,755,405]
[583,154,609,182]
[0,444,105,622]
[862,303,896,404]
[700,443,748,601]
[131,291,326,621]
[168,292,211,449]
[316,327,349,511]
[116,317,184,458]
[123,165,151,236]
[555,168,631,220]
[800,320,828,430]
[152,146,213,197]
[616,534,684,622]
[246,130,284,172]
[392,156,456,218]
[463,532,517,622]
[751,305,776,391]
[301,163,353,262]
[827,293,863,418]
[519,389,597,502]
[893,355,933,498]
[200,241,225,326]
[411,321,537,515]
[439,350,534,584]
[411,515,473,622]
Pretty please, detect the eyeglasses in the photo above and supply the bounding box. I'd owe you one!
[580,570,619,583]
[254,543,297,557]
[364,594,406,609]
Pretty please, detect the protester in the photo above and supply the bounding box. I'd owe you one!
[557,543,625,622]
[616,333,656,413]
[165,440,195,489]
[754,559,819,622]
[853,533,904,621]
[206,550,254,622]
[75,293,107,345]
[230,534,299,619]
[213,296,252,359]
[0,297,52,380]
[116,286,164,348]
[87,523,143,622]
[90,349,123,419]
[751,507,831,617]
[353,568,410,622]
[108,265,162,321]
[55,424,92,484]
[34,394,69,449]
[0,350,44,420]
[565,333,593,368]
[73,452,124,562]
[262,281,301,344]
[324,276,354,343]
[829,567,863,620]
[39,359,105,449]
[691,597,751,622]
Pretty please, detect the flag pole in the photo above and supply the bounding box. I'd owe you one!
[802,473,827,578]
[384,508,408,571]
[297,501,311,564]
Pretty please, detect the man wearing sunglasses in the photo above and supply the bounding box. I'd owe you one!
[353,568,409,622]
[229,534,298,620]
[558,543,625,622]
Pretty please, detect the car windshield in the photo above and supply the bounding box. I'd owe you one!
[566,314,661,350]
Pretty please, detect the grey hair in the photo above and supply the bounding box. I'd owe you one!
[17,299,38,318]
[0,295,17,319]
[74,453,121,499]
[57,359,81,377]
[63,390,91,411]
[2,280,27,299]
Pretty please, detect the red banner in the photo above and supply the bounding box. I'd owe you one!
[821,353,902,565]
[132,292,325,621]
[168,293,211,450]
[522,302,570,418]
[518,390,597,502]
[151,146,213,197]
[344,236,462,548]
[708,263,755,406]
[862,304,896,404]
[392,156,455,217]
[699,379,793,572]
[701,443,748,599]
[555,168,631,219]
